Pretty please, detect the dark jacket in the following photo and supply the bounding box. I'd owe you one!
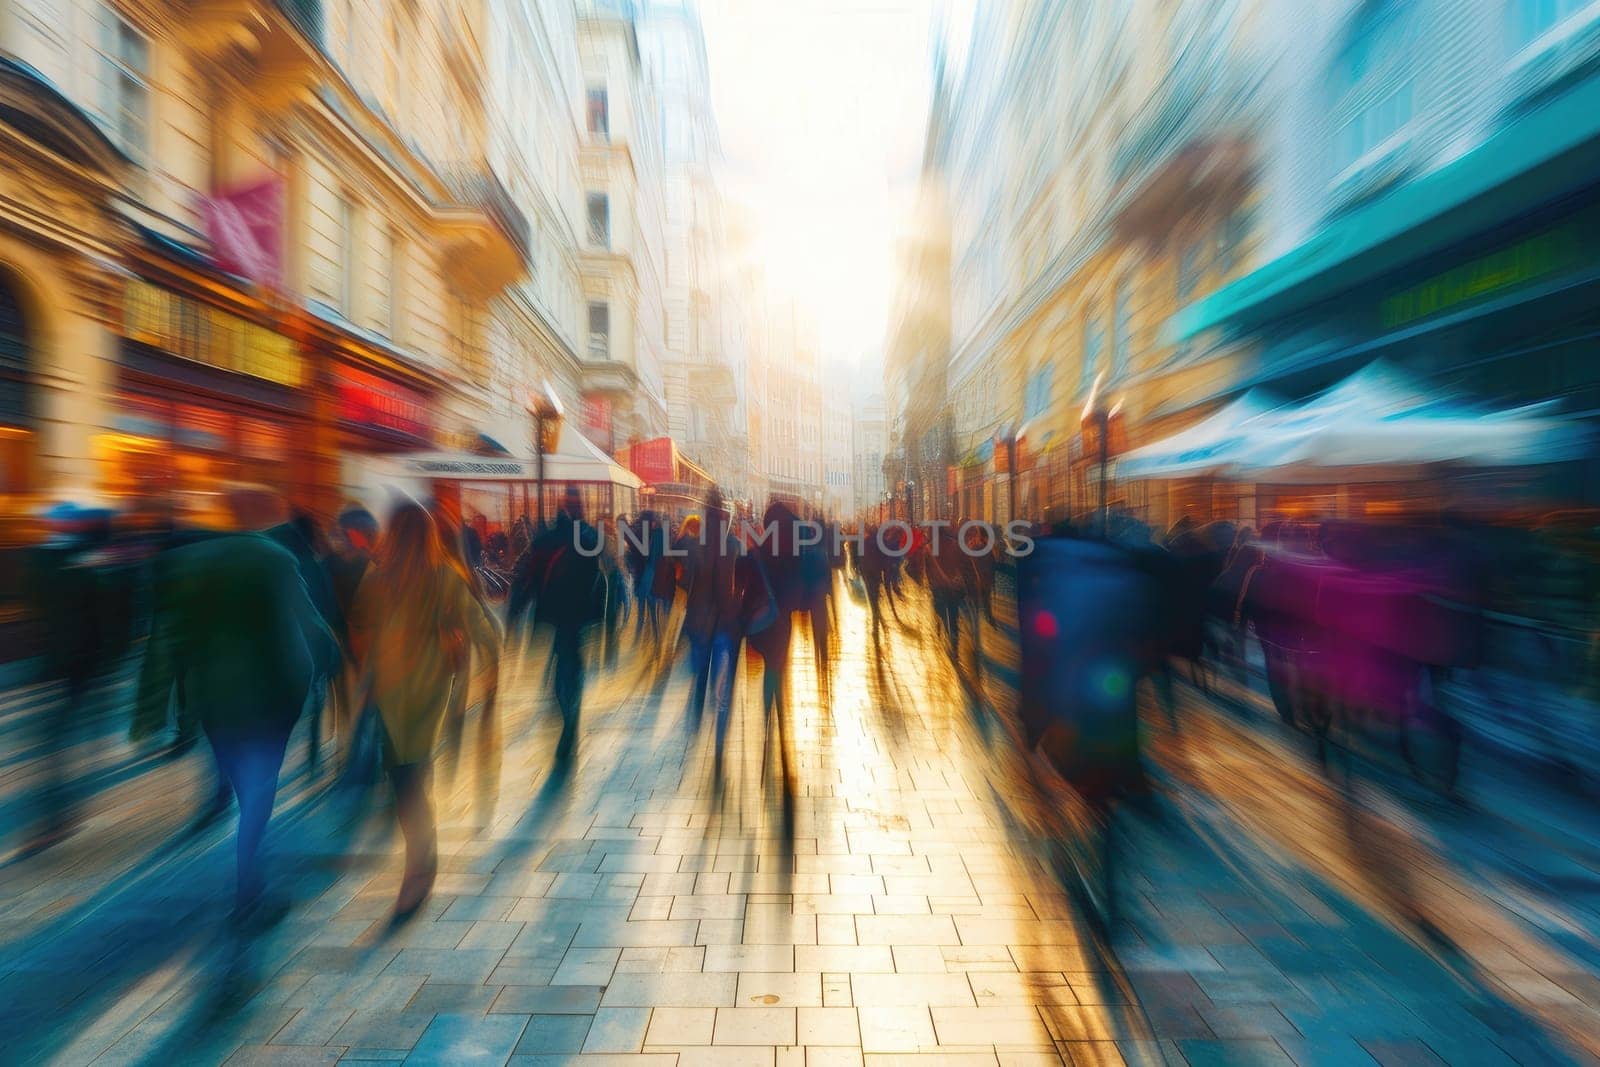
[133,533,340,741]
[679,518,750,642]
[509,514,606,632]
[25,538,137,687]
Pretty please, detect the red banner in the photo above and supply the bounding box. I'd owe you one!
[581,393,614,452]
[201,175,284,288]
[629,436,676,485]
[337,366,431,442]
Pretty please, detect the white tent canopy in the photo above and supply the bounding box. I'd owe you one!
[1119,389,1285,477]
[1124,362,1589,479]
[363,426,641,488]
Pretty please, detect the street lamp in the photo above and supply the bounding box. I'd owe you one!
[1080,373,1122,539]
[528,381,563,530]
[904,479,915,524]
[1004,420,1030,527]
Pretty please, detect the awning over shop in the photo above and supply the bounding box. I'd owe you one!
[381,425,640,488]
[1119,390,1284,477]
[1124,362,1589,479]
[1170,71,1600,342]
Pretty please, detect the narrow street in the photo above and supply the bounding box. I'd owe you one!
[3,589,1597,1066]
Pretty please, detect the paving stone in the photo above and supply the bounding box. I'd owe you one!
[409,1012,530,1064]
[583,1007,653,1053]
[512,1017,595,1055]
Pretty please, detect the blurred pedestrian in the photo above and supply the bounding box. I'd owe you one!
[18,502,137,856]
[349,502,501,918]
[679,489,763,773]
[927,525,973,664]
[327,506,381,782]
[133,487,339,925]
[509,487,605,764]
[265,509,339,775]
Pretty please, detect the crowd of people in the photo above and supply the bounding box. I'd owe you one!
[10,478,1600,940]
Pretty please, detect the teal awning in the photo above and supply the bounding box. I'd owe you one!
[1172,71,1600,342]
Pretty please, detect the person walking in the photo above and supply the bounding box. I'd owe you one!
[927,526,973,664]
[349,502,501,918]
[679,490,760,773]
[19,503,138,856]
[509,487,605,764]
[133,487,340,925]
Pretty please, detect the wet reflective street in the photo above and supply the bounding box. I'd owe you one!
[4,584,1599,1066]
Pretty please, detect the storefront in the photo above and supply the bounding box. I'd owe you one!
[1173,70,1600,509]
[101,267,310,509]
[0,272,30,500]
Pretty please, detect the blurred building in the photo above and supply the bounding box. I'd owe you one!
[639,0,743,496]
[928,0,1265,528]
[0,0,528,521]
[577,0,669,452]
[852,391,888,517]
[883,52,954,523]
[821,362,854,518]
[1174,0,1600,511]
[489,0,589,444]
[760,296,824,509]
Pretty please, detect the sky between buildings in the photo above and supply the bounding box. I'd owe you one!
[699,0,976,374]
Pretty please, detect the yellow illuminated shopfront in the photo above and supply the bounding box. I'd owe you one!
[99,274,312,508]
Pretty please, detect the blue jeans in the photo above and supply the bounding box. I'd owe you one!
[688,631,738,758]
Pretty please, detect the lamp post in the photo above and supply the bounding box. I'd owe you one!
[1005,420,1029,527]
[904,479,915,524]
[1080,374,1123,540]
[528,381,563,531]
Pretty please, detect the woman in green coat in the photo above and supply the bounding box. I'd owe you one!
[351,502,501,917]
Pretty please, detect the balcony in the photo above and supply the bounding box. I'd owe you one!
[581,358,638,396]
[438,165,532,298]
[1108,3,1261,234]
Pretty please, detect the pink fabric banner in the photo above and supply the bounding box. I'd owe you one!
[200,175,284,289]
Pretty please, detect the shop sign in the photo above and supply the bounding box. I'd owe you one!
[629,436,675,485]
[581,394,613,436]
[337,365,431,441]
[1379,223,1586,329]
[122,278,302,388]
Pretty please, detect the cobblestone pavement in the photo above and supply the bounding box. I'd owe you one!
[2,588,1598,1065]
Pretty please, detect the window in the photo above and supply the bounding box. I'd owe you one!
[588,302,610,359]
[337,196,357,316]
[1080,306,1103,393]
[1335,6,1414,170]
[587,192,610,247]
[1111,279,1132,379]
[1216,209,1252,277]
[100,12,150,163]
[1513,0,1598,48]
[587,87,609,138]
[1024,365,1054,421]
[1177,242,1201,305]
[1341,82,1413,167]
[379,224,399,338]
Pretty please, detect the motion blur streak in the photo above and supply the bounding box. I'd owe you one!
[6,0,1600,1064]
